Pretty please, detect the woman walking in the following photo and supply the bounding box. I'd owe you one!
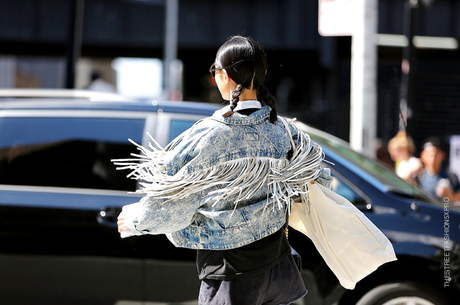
[116,36,331,305]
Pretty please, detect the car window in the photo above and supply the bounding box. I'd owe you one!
[318,134,429,200]
[169,119,197,142]
[330,176,367,206]
[0,117,144,191]
[295,123,431,202]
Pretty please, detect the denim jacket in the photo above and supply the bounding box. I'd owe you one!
[117,106,332,250]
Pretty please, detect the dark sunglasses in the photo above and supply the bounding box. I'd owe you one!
[209,63,222,79]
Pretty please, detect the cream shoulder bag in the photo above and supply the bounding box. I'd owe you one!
[279,117,397,290]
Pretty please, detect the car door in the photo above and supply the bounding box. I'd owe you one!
[0,113,148,305]
[134,110,211,303]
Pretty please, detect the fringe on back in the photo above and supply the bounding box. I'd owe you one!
[112,121,324,211]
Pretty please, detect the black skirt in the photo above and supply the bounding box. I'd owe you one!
[198,253,307,305]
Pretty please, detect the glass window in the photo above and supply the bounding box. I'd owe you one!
[169,119,196,142]
[0,117,144,191]
[330,175,367,207]
[295,121,431,202]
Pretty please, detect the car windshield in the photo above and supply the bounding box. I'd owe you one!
[294,121,432,202]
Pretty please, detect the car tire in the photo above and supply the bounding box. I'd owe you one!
[355,282,449,305]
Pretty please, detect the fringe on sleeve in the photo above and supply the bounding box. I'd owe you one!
[112,122,324,211]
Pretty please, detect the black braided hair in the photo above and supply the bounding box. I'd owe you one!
[258,85,277,123]
[215,36,278,123]
[230,84,243,110]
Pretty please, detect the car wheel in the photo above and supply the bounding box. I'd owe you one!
[355,282,449,305]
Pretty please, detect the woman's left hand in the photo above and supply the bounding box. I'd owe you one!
[117,212,131,233]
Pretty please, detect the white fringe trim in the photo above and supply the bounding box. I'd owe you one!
[113,122,324,211]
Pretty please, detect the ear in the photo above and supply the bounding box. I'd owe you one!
[222,69,231,84]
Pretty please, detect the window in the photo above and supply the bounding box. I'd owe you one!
[169,119,197,142]
[0,117,144,191]
[330,175,367,207]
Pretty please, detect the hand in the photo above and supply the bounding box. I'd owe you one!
[436,185,450,199]
[117,212,131,233]
[436,179,452,199]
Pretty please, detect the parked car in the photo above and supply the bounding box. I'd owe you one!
[0,90,458,305]
[291,121,460,305]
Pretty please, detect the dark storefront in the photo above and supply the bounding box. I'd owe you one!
[1,0,459,150]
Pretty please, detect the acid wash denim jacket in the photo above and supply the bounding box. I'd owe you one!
[116,106,332,250]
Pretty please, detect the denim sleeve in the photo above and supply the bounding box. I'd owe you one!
[314,166,333,189]
[164,119,216,176]
[128,191,203,235]
[123,122,212,236]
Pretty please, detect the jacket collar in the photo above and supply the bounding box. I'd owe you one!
[211,105,272,125]
[233,100,262,111]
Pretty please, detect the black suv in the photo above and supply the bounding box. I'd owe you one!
[0,90,459,305]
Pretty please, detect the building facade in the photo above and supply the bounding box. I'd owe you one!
[1,0,459,153]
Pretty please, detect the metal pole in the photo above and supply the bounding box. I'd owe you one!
[400,0,418,136]
[350,0,378,157]
[65,0,85,89]
[163,0,179,99]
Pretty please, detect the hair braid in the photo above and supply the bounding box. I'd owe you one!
[258,85,277,123]
[223,84,243,117]
[230,84,243,110]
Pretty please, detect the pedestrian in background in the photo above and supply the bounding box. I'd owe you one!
[387,130,422,185]
[418,137,460,203]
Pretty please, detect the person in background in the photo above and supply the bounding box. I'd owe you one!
[419,137,460,203]
[387,130,422,185]
[376,138,394,170]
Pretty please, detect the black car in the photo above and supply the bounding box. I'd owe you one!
[0,90,458,305]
